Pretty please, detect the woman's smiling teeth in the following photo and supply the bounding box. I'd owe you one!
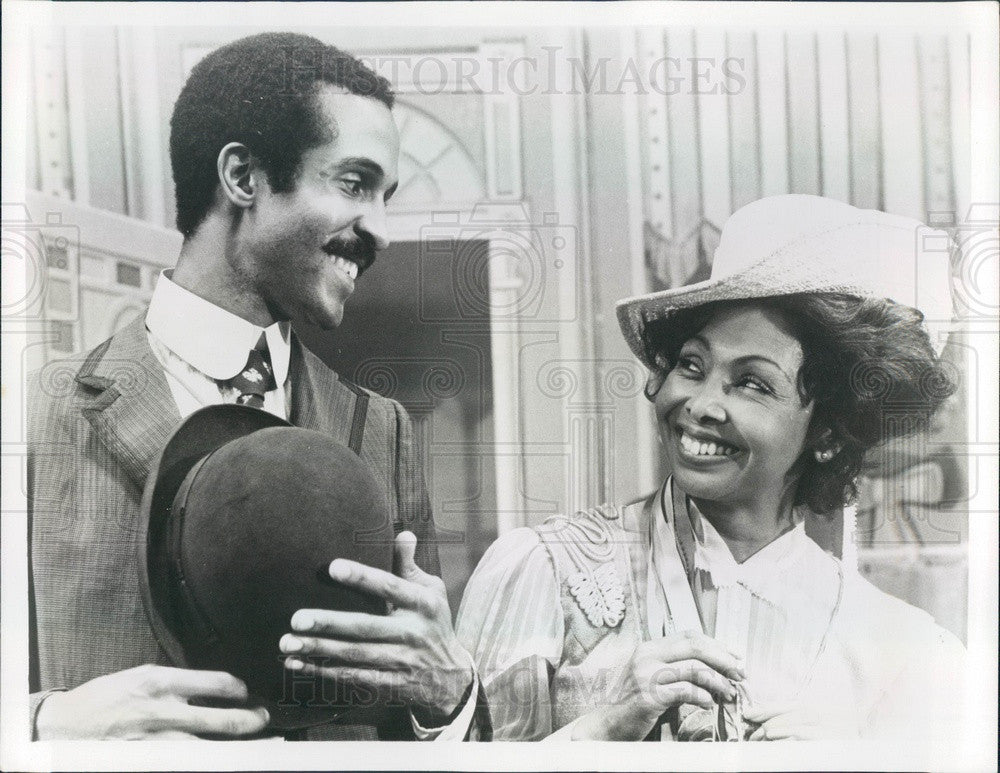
[331,255,359,280]
[679,431,738,457]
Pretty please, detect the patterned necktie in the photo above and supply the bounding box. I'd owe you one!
[221,347,277,408]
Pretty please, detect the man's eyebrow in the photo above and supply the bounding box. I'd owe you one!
[334,158,386,178]
[333,158,398,198]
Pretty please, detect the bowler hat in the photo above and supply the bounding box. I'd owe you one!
[137,404,395,731]
[616,194,955,369]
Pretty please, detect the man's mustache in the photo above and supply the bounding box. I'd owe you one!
[323,233,377,276]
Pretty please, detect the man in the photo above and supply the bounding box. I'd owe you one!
[28,32,480,740]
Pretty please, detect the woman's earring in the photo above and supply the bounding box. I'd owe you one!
[814,448,835,463]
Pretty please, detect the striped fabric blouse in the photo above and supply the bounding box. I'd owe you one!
[456,482,966,741]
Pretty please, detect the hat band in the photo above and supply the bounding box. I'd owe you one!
[168,452,223,659]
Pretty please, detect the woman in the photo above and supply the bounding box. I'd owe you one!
[455,195,966,742]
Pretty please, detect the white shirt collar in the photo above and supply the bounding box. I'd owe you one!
[659,479,810,597]
[146,270,291,383]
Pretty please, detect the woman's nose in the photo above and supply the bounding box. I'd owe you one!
[685,380,728,423]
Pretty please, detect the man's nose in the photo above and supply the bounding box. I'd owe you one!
[356,200,390,252]
[685,378,728,424]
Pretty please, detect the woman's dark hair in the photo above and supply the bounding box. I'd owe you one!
[642,294,958,514]
[170,32,394,238]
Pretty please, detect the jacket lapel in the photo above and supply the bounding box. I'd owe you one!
[77,316,181,489]
[287,335,355,445]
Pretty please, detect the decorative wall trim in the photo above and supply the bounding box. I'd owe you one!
[32,27,73,200]
[481,42,525,201]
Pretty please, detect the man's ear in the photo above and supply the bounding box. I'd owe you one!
[217,142,257,208]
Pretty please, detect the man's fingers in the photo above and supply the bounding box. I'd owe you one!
[143,666,250,702]
[647,631,745,680]
[282,658,446,710]
[285,660,390,692]
[147,730,201,739]
[392,531,420,581]
[290,609,405,641]
[327,558,429,612]
[280,634,409,670]
[392,532,443,591]
[167,704,270,737]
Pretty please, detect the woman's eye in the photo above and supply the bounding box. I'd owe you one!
[676,356,702,375]
[738,375,773,394]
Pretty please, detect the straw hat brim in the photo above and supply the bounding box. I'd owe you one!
[615,269,882,371]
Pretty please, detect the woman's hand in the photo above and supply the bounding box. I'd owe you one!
[570,629,745,740]
[743,701,861,740]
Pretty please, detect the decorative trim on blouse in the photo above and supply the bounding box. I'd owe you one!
[567,562,626,628]
[545,508,627,629]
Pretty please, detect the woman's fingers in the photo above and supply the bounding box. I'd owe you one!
[742,700,794,724]
[651,658,737,702]
[750,718,802,741]
[652,680,716,710]
[645,630,745,680]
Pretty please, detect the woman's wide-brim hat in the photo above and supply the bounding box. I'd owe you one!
[616,194,955,370]
[137,404,395,731]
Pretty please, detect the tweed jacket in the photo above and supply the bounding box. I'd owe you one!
[27,315,440,740]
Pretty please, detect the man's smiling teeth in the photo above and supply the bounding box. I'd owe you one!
[679,431,738,457]
[331,255,358,280]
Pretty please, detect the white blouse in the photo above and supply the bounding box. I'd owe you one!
[455,483,967,742]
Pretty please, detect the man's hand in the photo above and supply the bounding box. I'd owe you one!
[34,665,270,739]
[280,531,473,722]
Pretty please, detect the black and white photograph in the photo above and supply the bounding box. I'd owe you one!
[2,2,997,771]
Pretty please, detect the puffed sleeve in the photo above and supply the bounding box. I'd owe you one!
[455,527,564,740]
[865,619,969,744]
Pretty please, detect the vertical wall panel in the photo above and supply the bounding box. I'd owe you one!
[32,27,73,199]
[665,28,702,237]
[727,31,761,211]
[64,29,91,206]
[639,28,673,239]
[785,33,822,195]
[76,28,128,215]
[122,28,170,227]
[846,33,883,209]
[817,31,851,203]
[756,30,789,198]
[917,35,957,218]
[879,34,924,220]
[695,29,732,226]
[26,37,41,192]
[948,32,970,223]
